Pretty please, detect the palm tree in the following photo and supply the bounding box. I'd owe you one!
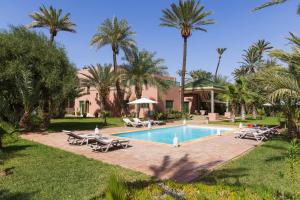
[214,48,227,81]
[240,47,261,74]
[80,64,116,111]
[16,70,40,130]
[256,33,300,138]
[253,0,300,15]
[253,40,273,61]
[160,0,214,112]
[122,50,169,117]
[27,5,76,43]
[221,84,239,122]
[236,77,251,120]
[91,17,136,113]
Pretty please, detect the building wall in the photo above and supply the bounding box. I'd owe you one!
[74,69,180,118]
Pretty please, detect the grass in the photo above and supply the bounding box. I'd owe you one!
[210,116,279,126]
[133,135,300,199]
[47,117,124,132]
[0,139,149,200]
[1,133,299,199]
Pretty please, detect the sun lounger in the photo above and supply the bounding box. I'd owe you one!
[149,119,165,125]
[63,130,87,145]
[90,138,129,152]
[133,118,150,127]
[123,118,142,127]
[63,130,103,145]
[236,129,268,141]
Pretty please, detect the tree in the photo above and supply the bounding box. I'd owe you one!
[27,5,76,43]
[16,70,40,130]
[0,26,78,128]
[122,50,169,117]
[214,48,227,81]
[91,17,136,114]
[253,40,273,61]
[253,0,300,15]
[160,0,214,112]
[189,69,213,81]
[80,64,116,111]
[236,77,251,120]
[255,33,300,138]
[221,84,239,122]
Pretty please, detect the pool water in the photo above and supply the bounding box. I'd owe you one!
[114,125,232,144]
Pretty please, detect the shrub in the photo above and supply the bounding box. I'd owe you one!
[105,175,128,200]
[82,113,87,118]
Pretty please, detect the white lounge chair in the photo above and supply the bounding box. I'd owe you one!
[123,118,142,127]
[237,129,268,141]
[133,118,150,127]
[90,138,129,152]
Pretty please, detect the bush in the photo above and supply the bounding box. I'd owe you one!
[105,175,128,200]
[82,113,87,118]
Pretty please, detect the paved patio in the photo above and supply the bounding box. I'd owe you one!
[21,121,260,182]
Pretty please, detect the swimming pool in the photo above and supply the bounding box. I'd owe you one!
[114,125,232,144]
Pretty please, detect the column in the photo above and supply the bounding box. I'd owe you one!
[210,90,214,113]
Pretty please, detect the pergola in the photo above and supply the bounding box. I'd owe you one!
[184,79,226,115]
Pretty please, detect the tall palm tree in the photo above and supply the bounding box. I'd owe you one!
[27,5,76,43]
[122,50,169,117]
[91,17,136,113]
[80,64,116,111]
[214,48,227,81]
[160,0,214,112]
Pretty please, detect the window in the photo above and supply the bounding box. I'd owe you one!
[141,103,149,108]
[166,100,173,110]
[87,86,90,94]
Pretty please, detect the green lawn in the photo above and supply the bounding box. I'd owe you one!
[1,135,299,199]
[0,139,149,200]
[133,135,300,199]
[48,117,124,132]
[210,116,279,126]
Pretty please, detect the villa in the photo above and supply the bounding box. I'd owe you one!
[73,69,227,120]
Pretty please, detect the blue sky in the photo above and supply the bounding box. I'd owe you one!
[0,0,299,81]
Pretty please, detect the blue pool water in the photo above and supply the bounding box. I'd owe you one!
[114,126,231,144]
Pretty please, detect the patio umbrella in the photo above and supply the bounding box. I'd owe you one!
[128,97,158,104]
[263,103,273,107]
[128,97,157,118]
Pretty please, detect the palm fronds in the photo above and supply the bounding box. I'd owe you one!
[27,5,76,42]
[91,17,136,55]
[253,0,288,11]
[160,0,214,38]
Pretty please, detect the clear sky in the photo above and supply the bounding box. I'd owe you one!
[0,0,299,81]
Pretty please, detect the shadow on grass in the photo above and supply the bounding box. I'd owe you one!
[0,189,36,200]
[0,144,33,163]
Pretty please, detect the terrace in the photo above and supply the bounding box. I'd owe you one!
[22,120,258,182]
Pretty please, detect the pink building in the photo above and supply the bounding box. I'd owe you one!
[72,69,226,119]
[74,69,181,118]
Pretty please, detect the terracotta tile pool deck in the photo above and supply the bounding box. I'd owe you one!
[21,121,260,182]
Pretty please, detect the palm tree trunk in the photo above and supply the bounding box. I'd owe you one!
[231,105,236,122]
[252,105,257,119]
[181,37,188,112]
[241,103,246,120]
[135,85,142,118]
[113,50,124,115]
[214,56,221,81]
